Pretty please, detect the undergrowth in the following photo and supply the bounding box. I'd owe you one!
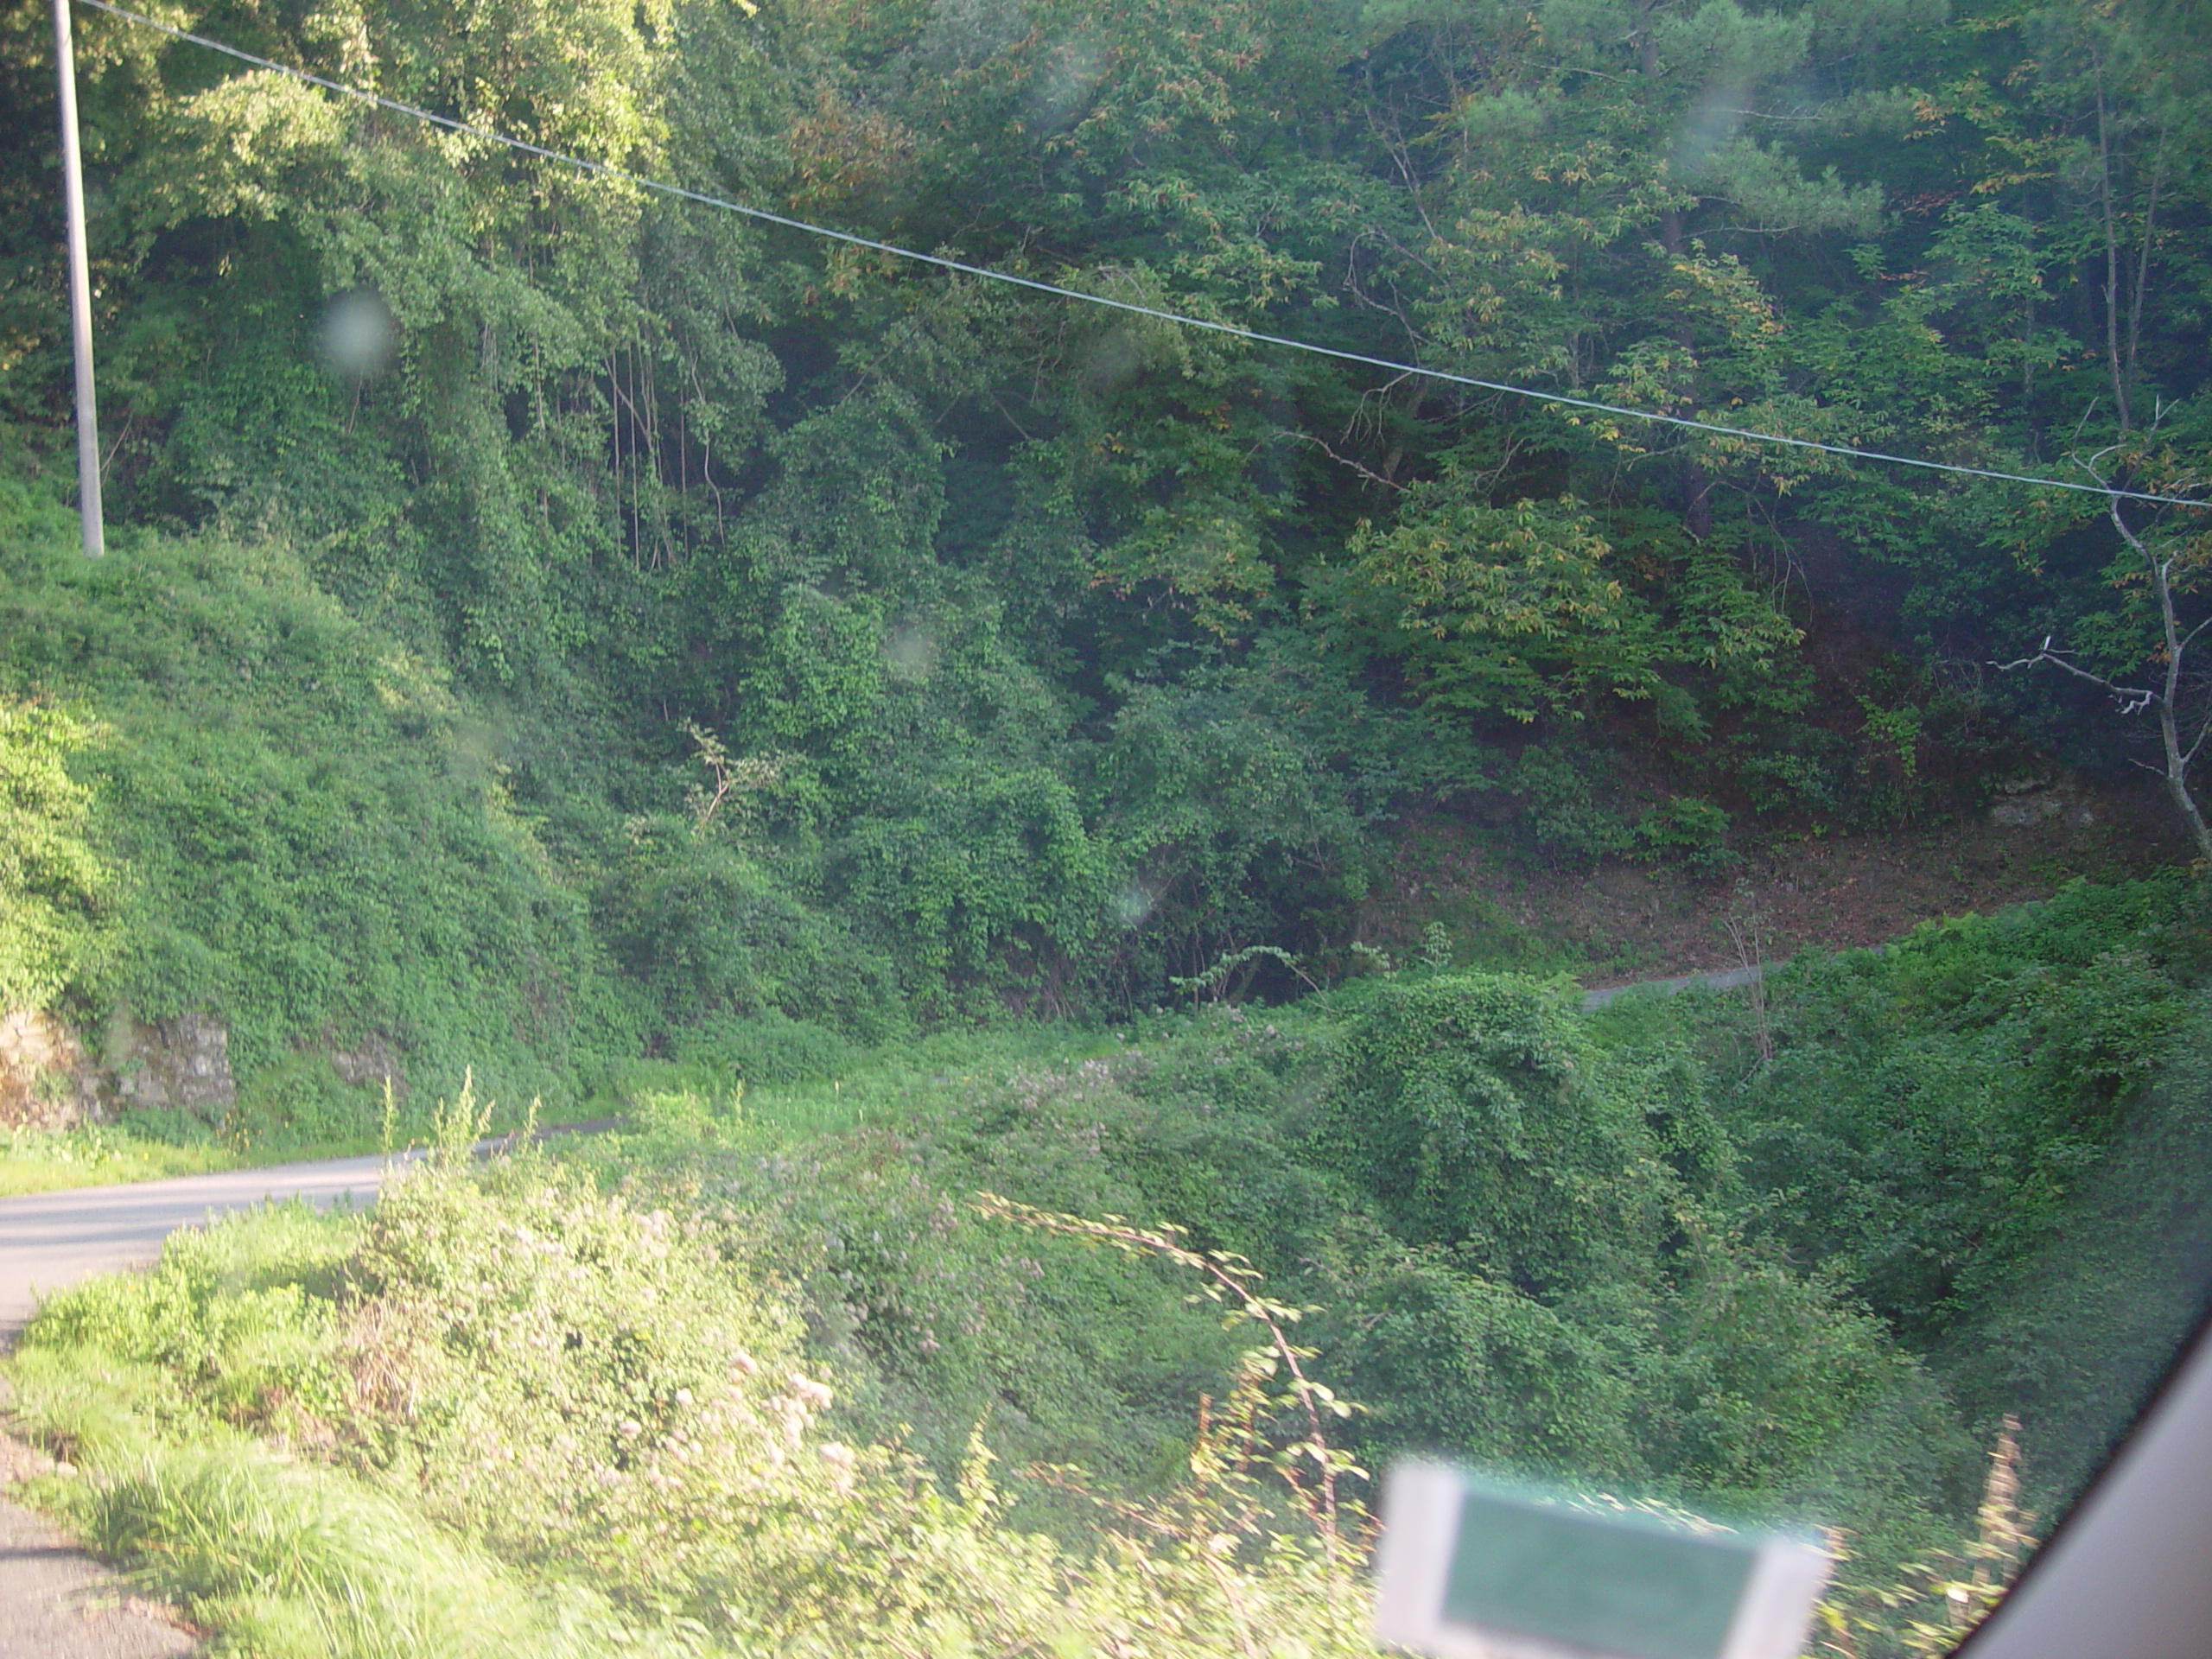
[6,883,2206,1656]
[3,1086,1378,1657]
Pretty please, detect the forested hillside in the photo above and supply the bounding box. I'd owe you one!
[4,2,2212,1654]
[5,0,2211,1092]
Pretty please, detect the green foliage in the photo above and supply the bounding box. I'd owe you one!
[1340,487,1663,722]
[7,0,2208,1062]
[1938,989,2212,1503]
[63,1446,634,1659]
[0,696,114,1012]
[1634,795,1738,878]
[572,984,1962,1572]
[1508,742,1634,869]
[598,818,904,1044]
[626,1077,746,1142]
[832,760,1104,994]
[226,1055,384,1154]
[13,868,2203,1654]
[0,1121,226,1196]
[664,1009,853,1085]
[3,20,2211,1659]
[1093,633,1395,993]
[7,1135,1377,1656]
[1702,878,2206,1342]
[1318,974,1654,1281]
[1642,875,2212,1522]
[0,525,639,1114]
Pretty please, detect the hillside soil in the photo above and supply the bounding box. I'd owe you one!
[1384,774,2188,988]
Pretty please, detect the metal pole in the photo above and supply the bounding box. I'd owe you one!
[52,0,103,557]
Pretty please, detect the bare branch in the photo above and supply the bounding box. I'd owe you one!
[1271,429,1407,493]
[1990,642,2157,714]
[2186,704,2212,768]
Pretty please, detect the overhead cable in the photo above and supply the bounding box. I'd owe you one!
[71,0,2210,512]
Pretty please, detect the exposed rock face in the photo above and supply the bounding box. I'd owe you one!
[1987,773,2098,830]
[0,1010,99,1129]
[105,1013,236,1119]
[0,1009,238,1128]
[327,1032,406,1096]
[1989,790,2097,830]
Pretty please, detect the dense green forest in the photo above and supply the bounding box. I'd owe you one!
[6,0,2212,1081]
[4,0,2212,1654]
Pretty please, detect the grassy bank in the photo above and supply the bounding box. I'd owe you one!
[6,880,2207,1654]
[0,1125,233,1198]
[3,1103,1375,1658]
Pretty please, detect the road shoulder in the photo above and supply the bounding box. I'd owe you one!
[0,1427,199,1658]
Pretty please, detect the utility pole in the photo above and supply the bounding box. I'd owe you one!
[52,0,103,557]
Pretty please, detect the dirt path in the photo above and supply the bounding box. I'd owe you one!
[0,1423,196,1658]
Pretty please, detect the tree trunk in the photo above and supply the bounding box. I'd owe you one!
[2119,493,2212,863]
[2095,79,2133,432]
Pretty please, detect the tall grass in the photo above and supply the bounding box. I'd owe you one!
[61,1446,652,1659]
[2,1118,1381,1657]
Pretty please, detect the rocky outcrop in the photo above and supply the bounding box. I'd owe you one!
[0,1010,99,1128]
[104,1013,236,1119]
[1989,775,2098,830]
[327,1031,406,1097]
[0,1009,237,1128]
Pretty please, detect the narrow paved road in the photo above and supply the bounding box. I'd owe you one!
[1580,963,1763,1010]
[0,1153,411,1658]
[0,1153,400,1345]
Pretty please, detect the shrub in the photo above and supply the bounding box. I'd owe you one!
[7,1134,1379,1656]
[1634,795,1738,877]
[1508,743,1633,868]
[0,531,642,1119]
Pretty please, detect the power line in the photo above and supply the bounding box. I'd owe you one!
[71,0,2211,512]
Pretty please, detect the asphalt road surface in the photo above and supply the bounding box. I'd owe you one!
[0,1153,400,1346]
[0,1153,417,1657]
[1579,963,1763,1009]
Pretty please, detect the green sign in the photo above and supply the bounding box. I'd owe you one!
[1374,1463,1830,1659]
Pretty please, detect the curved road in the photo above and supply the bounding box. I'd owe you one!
[0,1153,401,1347]
[0,1153,410,1657]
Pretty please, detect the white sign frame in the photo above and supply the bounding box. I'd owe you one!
[1372,1462,1832,1659]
